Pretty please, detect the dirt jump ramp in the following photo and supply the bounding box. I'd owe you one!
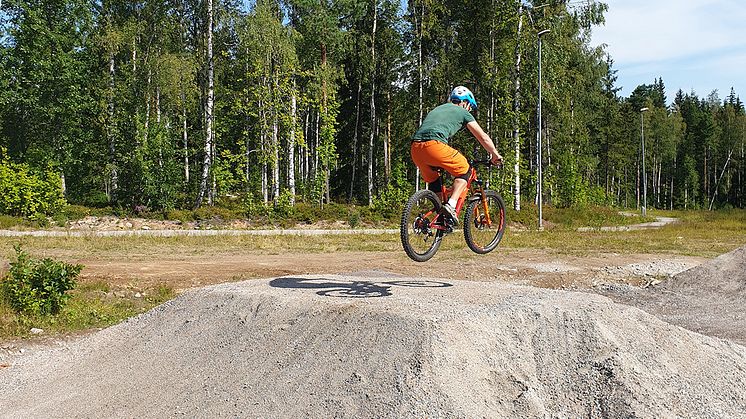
[602,245,746,346]
[2,275,745,418]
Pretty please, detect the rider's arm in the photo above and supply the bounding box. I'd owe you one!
[466,121,503,164]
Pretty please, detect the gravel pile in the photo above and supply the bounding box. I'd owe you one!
[600,245,746,346]
[2,275,745,418]
[598,260,698,279]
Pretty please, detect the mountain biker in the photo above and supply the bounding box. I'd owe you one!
[411,86,503,226]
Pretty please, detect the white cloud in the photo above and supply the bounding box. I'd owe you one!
[592,0,746,97]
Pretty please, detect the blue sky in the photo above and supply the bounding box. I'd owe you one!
[590,0,746,102]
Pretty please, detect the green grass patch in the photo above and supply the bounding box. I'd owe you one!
[1,209,742,261]
[509,204,657,230]
[0,282,174,341]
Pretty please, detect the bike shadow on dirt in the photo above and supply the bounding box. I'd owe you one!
[269,277,453,298]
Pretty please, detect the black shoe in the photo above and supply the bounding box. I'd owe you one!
[442,203,459,227]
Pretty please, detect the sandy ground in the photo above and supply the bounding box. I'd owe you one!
[74,247,705,292]
[2,223,746,417]
[1,275,745,418]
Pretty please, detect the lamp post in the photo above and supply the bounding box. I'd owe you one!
[640,107,649,217]
[537,29,550,230]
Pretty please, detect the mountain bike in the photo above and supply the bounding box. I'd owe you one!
[400,159,507,262]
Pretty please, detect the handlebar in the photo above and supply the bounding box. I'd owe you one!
[471,159,503,170]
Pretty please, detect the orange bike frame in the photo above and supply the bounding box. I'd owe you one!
[436,167,492,228]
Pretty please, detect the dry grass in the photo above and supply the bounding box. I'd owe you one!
[0,209,743,341]
[2,209,743,262]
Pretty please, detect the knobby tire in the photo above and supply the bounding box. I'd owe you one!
[400,190,443,262]
[463,190,506,254]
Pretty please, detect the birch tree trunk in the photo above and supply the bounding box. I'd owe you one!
[416,0,424,191]
[512,2,524,211]
[349,79,361,201]
[272,114,280,202]
[195,0,214,208]
[182,88,190,185]
[260,98,268,203]
[107,51,118,200]
[385,88,391,183]
[289,87,297,204]
[368,2,378,206]
[709,149,734,210]
[143,69,151,145]
[304,111,309,184]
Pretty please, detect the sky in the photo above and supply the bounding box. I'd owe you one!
[590,0,746,103]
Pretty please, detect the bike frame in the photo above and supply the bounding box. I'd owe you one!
[428,160,494,232]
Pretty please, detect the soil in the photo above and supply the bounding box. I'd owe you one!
[2,219,746,417]
[2,275,745,418]
[75,247,704,291]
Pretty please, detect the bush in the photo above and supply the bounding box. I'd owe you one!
[273,190,295,219]
[164,209,195,223]
[194,205,241,221]
[371,184,409,221]
[0,150,67,217]
[1,245,83,315]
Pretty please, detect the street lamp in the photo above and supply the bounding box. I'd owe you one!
[640,107,649,217]
[537,29,550,230]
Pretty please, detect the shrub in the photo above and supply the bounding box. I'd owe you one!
[1,245,83,315]
[0,151,67,217]
[194,205,241,221]
[273,190,295,219]
[371,184,409,221]
[164,209,195,223]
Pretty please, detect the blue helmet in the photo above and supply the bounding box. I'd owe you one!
[449,86,477,110]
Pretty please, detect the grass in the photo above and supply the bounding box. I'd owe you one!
[0,207,744,342]
[0,281,174,341]
[1,210,743,262]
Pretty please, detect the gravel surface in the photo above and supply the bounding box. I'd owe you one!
[2,274,745,418]
[598,245,746,346]
[0,228,397,237]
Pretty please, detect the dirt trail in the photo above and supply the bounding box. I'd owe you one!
[2,275,745,418]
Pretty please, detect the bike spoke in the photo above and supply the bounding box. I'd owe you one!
[464,191,506,254]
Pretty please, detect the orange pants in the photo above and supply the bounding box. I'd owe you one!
[411,140,470,182]
[411,140,470,202]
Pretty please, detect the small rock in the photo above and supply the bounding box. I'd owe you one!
[30,328,44,335]
[125,222,133,228]
[134,292,142,298]
[142,225,151,230]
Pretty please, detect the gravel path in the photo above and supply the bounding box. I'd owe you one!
[2,274,745,418]
[0,228,398,237]
[577,216,679,232]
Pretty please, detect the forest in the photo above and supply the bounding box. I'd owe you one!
[1,0,744,218]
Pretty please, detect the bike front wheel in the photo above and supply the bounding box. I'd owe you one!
[463,190,506,254]
[400,190,444,262]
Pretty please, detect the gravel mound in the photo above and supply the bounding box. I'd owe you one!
[600,245,746,345]
[2,275,745,418]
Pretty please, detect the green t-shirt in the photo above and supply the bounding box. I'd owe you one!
[412,103,475,144]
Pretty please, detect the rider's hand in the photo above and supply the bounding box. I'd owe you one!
[490,152,503,166]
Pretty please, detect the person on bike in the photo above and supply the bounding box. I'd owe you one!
[411,85,503,226]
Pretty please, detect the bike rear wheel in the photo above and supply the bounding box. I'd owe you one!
[463,190,506,254]
[400,190,444,262]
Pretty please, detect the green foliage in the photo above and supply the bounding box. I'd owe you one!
[0,153,67,217]
[0,281,174,340]
[273,190,296,219]
[0,0,744,213]
[371,184,408,221]
[1,246,83,316]
[193,205,242,222]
